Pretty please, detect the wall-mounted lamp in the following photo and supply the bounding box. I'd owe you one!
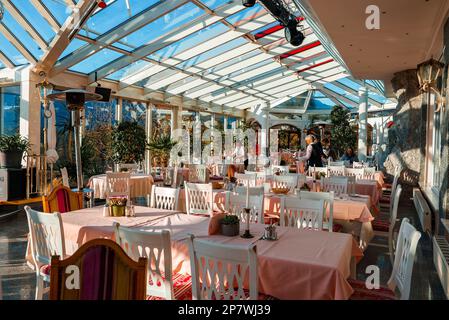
[417,59,445,112]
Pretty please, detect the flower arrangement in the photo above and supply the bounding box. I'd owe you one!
[108,197,128,217]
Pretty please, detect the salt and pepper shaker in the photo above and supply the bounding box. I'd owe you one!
[264,224,277,240]
[125,200,136,217]
[102,203,110,217]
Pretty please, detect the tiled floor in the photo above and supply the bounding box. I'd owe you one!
[0,200,446,300]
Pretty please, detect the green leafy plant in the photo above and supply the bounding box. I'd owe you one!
[0,134,31,153]
[111,121,147,164]
[330,106,357,158]
[148,134,177,166]
[221,215,240,225]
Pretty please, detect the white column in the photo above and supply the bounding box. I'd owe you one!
[115,97,123,123]
[170,104,183,140]
[358,86,368,162]
[210,113,215,157]
[20,67,41,156]
[193,112,201,164]
[145,103,153,173]
[224,116,228,131]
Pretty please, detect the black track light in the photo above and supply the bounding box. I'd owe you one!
[285,19,305,46]
[242,0,256,7]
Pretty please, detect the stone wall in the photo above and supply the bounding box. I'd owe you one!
[384,69,425,196]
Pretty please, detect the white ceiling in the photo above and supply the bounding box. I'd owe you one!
[304,0,449,96]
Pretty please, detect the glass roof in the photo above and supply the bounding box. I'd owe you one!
[0,0,395,111]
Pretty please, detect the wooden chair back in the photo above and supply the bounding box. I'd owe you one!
[49,238,147,300]
[42,185,83,213]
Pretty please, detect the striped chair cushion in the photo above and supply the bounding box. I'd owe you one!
[147,273,277,300]
[147,273,192,300]
[348,279,396,300]
[372,219,390,232]
[379,196,391,204]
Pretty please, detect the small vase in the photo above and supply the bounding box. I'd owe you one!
[221,223,240,237]
[111,205,126,217]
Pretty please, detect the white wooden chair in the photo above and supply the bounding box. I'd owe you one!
[226,192,264,224]
[345,168,365,180]
[254,171,273,186]
[114,223,184,300]
[373,185,403,264]
[25,206,66,300]
[329,161,345,166]
[216,164,228,177]
[150,186,180,211]
[235,173,257,187]
[188,164,208,183]
[328,165,346,177]
[380,169,402,211]
[185,183,214,217]
[387,218,422,299]
[363,167,376,180]
[280,197,325,230]
[271,174,298,190]
[298,191,335,232]
[353,162,367,168]
[272,165,290,174]
[106,172,131,199]
[321,177,348,196]
[187,235,258,300]
[349,218,421,300]
[307,166,328,177]
[60,167,69,188]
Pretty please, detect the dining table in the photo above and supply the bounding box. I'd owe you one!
[88,172,154,199]
[33,205,363,300]
[262,192,375,250]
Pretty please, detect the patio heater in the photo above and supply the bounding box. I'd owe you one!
[47,89,102,191]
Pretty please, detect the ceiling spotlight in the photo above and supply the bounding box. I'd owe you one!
[97,0,107,9]
[285,19,305,46]
[242,0,256,7]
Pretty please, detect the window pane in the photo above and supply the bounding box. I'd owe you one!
[0,86,20,135]
[122,100,146,127]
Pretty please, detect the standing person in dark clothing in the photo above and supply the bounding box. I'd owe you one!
[297,135,324,168]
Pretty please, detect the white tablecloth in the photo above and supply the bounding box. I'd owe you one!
[88,173,154,199]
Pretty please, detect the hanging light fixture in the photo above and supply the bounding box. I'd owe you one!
[417,59,445,112]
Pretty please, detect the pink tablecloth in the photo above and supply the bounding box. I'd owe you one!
[50,208,360,300]
[263,194,374,223]
[88,173,154,199]
[305,177,380,206]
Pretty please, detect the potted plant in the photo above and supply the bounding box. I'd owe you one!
[108,197,127,217]
[0,134,31,168]
[147,134,177,167]
[111,121,147,166]
[220,215,240,237]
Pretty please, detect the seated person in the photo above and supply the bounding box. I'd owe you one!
[340,147,359,164]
